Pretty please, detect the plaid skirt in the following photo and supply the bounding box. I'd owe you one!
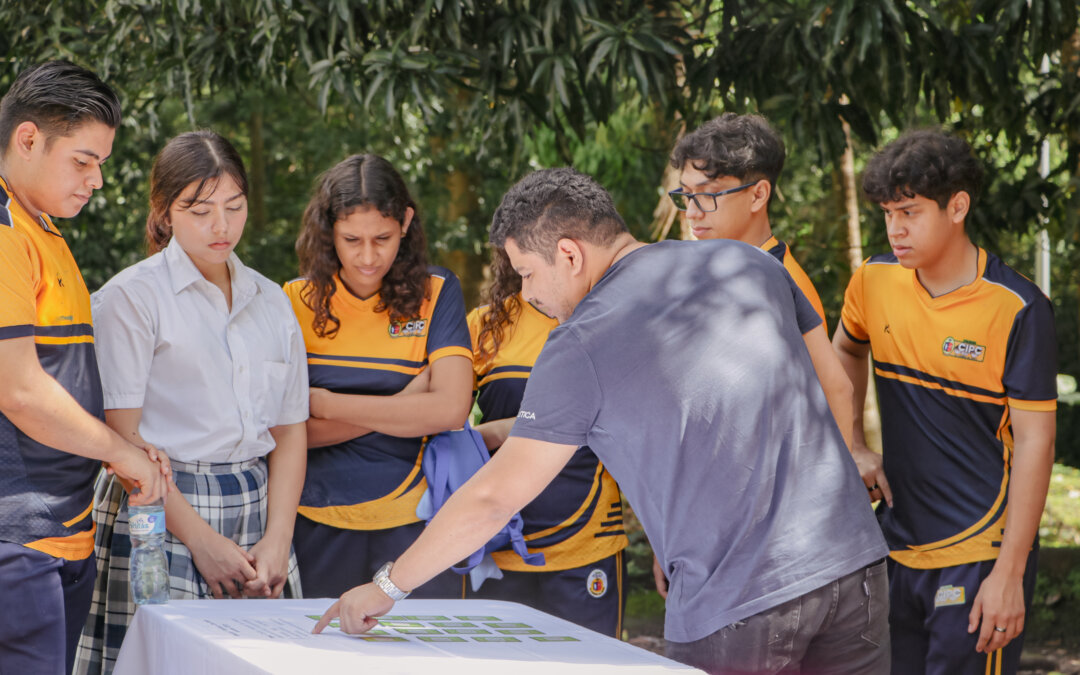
[74,457,302,675]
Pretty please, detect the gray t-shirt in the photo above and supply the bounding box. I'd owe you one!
[511,239,888,643]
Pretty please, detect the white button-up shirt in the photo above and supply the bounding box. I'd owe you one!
[91,239,308,463]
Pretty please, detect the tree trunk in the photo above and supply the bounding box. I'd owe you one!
[840,112,882,453]
[438,159,485,310]
[444,248,485,311]
[649,150,685,241]
[841,119,863,272]
[248,101,267,232]
[649,48,689,243]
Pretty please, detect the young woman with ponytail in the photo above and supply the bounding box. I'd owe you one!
[76,130,309,675]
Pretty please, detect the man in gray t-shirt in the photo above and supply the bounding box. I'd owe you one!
[314,168,889,674]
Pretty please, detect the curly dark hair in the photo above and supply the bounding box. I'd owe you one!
[670,113,785,203]
[295,154,430,338]
[489,167,628,262]
[862,129,983,209]
[475,247,523,365]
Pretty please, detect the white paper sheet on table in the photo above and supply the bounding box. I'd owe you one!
[114,598,700,674]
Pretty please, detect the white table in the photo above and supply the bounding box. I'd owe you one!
[114,598,699,674]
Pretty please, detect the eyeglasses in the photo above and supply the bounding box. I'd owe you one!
[668,182,757,212]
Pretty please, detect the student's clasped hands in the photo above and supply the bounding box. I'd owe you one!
[246,533,293,598]
[189,528,292,599]
[188,530,260,599]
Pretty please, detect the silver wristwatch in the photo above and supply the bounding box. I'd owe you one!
[373,561,409,601]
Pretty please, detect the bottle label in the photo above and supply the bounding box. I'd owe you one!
[129,511,166,537]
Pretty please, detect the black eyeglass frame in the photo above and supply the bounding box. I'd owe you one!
[668,181,758,212]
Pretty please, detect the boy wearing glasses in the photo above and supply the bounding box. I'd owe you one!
[668,112,826,327]
[833,130,1056,675]
[655,113,874,614]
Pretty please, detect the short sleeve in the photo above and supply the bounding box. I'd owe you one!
[282,278,304,310]
[282,279,313,334]
[509,326,601,448]
[1003,295,1057,411]
[426,269,472,363]
[788,276,823,335]
[274,295,311,426]
[0,227,38,339]
[839,260,871,343]
[91,283,157,409]
[466,306,483,354]
[465,306,486,384]
[776,243,827,330]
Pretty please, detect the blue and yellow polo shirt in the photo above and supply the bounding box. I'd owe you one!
[285,267,472,530]
[840,248,1056,569]
[0,177,102,561]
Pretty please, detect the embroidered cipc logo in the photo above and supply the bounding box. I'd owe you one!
[942,336,986,362]
[388,318,428,338]
[587,569,608,598]
[933,584,966,608]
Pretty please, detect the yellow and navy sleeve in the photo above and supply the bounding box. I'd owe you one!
[0,183,101,561]
[1000,282,1057,411]
[466,305,487,391]
[839,256,873,343]
[424,268,472,364]
[0,225,38,339]
[764,237,827,332]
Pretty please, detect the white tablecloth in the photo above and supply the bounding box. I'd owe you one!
[114,598,698,674]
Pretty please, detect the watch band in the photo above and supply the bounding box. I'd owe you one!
[373,561,409,601]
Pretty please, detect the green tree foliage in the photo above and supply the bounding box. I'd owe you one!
[0,0,695,298]
[3,1,1080,429]
[5,1,1077,257]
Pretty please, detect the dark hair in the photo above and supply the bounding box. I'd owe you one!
[296,154,429,338]
[475,247,523,364]
[670,113,785,200]
[146,130,249,254]
[489,167,628,261]
[862,129,983,209]
[0,60,121,156]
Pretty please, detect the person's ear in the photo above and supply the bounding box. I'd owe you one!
[400,206,415,237]
[11,121,41,161]
[948,191,970,225]
[749,179,772,214]
[556,238,585,273]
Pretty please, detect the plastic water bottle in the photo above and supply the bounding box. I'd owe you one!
[129,498,169,605]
